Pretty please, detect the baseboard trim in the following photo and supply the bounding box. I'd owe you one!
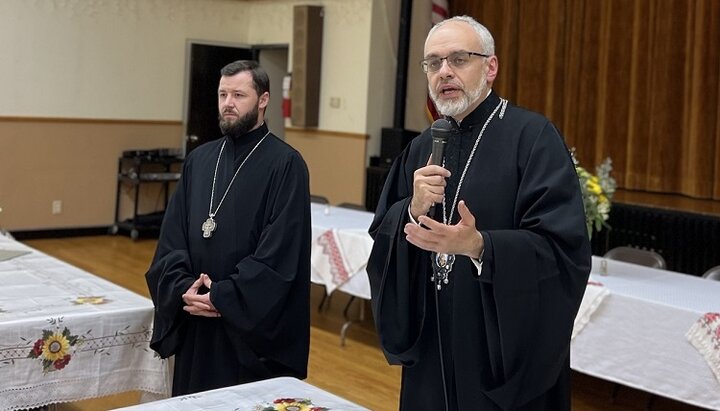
[11,226,111,240]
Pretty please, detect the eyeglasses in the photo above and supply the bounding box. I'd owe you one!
[420,51,490,73]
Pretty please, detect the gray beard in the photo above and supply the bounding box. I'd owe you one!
[218,105,259,138]
[430,79,486,118]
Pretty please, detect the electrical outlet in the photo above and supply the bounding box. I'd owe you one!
[329,97,341,109]
[52,200,62,215]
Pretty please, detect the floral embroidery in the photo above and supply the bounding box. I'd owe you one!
[26,318,82,373]
[256,398,330,411]
[72,296,109,305]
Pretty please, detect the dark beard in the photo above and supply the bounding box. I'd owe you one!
[218,104,259,138]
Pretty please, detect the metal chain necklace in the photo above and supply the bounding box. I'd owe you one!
[431,98,507,290]
[202,131,270,238]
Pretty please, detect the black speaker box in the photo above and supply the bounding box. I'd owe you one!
[380,127,419,164]
[291,5,323,127]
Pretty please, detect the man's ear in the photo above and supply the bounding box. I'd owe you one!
[486,55,499,83]
[258,91,270,110]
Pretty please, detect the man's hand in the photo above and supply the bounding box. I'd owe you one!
[405,200,484,259]
[410,158,451,221]
[182,273,221,317]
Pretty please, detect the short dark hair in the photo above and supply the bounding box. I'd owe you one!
[220,60,270,96]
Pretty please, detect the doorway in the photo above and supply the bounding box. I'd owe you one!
[182,41,289,156]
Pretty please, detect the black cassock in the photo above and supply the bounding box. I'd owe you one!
[368,92,591,410]
[146,123,311,396]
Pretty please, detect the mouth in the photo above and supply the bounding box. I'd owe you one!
[438,84,463,99]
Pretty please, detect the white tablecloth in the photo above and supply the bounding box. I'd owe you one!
[0,235,169,411]
[310,203,375,299]
[308,211,720,409]
[571,256,720,410]
[112,376,369,410]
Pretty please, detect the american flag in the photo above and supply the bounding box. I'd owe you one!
[426,0,449,122]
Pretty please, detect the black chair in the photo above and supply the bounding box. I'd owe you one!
[310,194,330,204]
[603,246,666,269]
[702,265,720,281]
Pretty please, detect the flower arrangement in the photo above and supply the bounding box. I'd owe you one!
[572,150,616,239]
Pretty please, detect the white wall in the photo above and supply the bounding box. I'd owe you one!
[0,0,374,136]
[0,0,443,168]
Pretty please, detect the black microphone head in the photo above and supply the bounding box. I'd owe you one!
[431,118,453,143]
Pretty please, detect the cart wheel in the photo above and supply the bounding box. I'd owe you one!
[109,225,119,235]
[130,229,140,240]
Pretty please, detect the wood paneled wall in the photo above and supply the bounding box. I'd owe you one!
[0,118,183,231]
[452,0,720,200]
[285,128,368,206]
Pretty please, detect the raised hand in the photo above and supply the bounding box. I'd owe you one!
[405,200,484,259]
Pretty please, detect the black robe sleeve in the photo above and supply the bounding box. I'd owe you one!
[145,157,196,358]
[367,146,430,365]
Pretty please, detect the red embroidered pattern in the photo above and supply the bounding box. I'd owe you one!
[316,230,349,285]
[702,313,720,346]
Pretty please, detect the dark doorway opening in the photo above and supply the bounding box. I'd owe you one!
[184,43,256,155]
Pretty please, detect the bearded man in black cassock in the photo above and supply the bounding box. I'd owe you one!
[367,16,591,410]
[146,60,311,396]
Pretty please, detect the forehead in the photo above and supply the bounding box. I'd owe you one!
[424,21,482,56]
[218,71,255,91]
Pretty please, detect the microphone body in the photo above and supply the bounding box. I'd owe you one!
[427,119,453,219]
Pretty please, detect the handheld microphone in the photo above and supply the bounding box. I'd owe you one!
[427,118,453,218]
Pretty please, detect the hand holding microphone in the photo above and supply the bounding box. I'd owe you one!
[410,119,453,221]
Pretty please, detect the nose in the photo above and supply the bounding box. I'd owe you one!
[436,58,455,78]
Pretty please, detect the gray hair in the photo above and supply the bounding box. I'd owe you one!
[426,15,495,55]
[220,60,270,96]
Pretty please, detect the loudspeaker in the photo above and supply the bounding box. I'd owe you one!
[380,127,420,164]
[291,5,323,127]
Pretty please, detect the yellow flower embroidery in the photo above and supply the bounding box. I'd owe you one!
[275,404,311,411]
[42,333,70,361]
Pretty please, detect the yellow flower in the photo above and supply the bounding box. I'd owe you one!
[42,333,70,361]
[586,180,602,195]
[275,404,311,411]
[571,149,616,239]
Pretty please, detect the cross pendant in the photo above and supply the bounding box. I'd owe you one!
[202,217,217,238]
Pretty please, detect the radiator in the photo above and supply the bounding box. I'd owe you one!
[592,203,720,277]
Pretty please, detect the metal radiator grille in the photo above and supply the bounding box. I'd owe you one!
[592,203,720,277]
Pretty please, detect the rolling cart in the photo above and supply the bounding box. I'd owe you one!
[111,150,183,240]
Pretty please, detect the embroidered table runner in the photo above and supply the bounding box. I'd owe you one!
[572,280,610,339]
[686,312,720,385]
[311,228,373,295]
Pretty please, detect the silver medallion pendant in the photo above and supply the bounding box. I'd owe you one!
[201,217,217,238]
[430,252,455,290]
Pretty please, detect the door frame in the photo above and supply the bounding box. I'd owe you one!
[181,40,289,156]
